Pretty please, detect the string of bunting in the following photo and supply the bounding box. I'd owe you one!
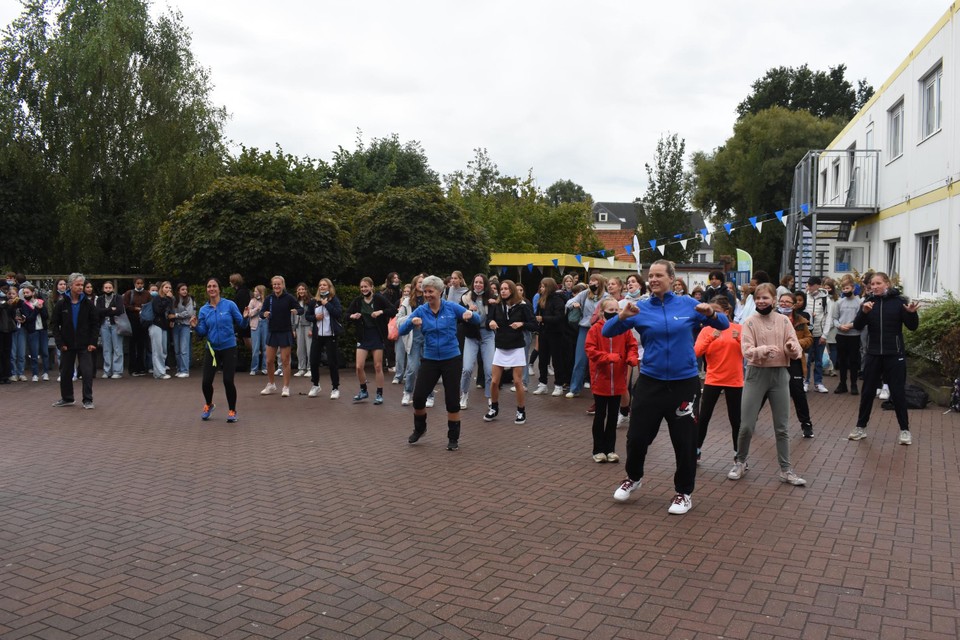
[508,202,810,274]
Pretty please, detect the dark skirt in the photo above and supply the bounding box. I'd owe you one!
[358,326,384,351]
[267,330,293,348]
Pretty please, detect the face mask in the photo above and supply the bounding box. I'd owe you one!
[589,283,598,292]
[603,311,618,320]
[5,280,14,286]
[255,294,261,300]
[24,293,33,299]
[777,306,793,315]
[756,305,773,315]
[320,291,329,297]
[134,287,143,292]
[150,291,159,297]
[843,291,853,297]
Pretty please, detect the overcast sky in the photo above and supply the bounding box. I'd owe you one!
[1,1,952,203]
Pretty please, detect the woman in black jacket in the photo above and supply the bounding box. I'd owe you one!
[533,277,567,396]
[346,277,397,404]
[259,275,303,397]
[304,278,343,399]
[484,280,538,424]
[148,281,175,380]
[848,272,920,445]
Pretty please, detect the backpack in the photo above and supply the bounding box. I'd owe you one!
[881,384,930,410]
[139,298,155,325]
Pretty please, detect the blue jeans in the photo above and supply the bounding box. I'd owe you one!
[568,325,590,394]
[173,324,192,374]
[250,323,267,372]
[26,331,43,376]
[460,330,495,397]
[807,339,825,385]
[37,329,50,374]
[100,322,124,376]
[403,334,424,394]
[11,327,25,376]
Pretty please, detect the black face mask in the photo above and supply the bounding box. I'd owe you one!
[589,283,598,292]
[756,305,774,315]
[603,311,618,320]
[843,291,853,297]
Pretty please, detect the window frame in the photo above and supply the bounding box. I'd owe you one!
[920,63,943,141]
[888,99,904,161]
[917,232,939,298]
[886,238,901,282]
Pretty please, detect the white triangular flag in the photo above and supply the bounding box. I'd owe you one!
[657,244,666,256]
[703,233,711,245]
[756,221,763,233]
[582,261,590,271]
[679,239,688,250]
[607,256,615,266]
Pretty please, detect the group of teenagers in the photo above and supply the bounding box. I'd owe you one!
[8,261,921,514]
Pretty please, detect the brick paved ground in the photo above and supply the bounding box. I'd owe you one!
[1,368,958,639]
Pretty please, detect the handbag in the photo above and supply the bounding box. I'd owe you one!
[566,305,583,327]
[115,311,133,337]
[387,316,399,341]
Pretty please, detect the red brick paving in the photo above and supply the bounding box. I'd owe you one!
[1,370,958,639]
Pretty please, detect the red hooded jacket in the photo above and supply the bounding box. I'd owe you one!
[585,316,639,396]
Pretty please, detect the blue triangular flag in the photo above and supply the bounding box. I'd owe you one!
[624,244,632,254]
[774,210,784,223]
[599,249,606,257]
[748,216,758,229]
[673,233,683,239]
[500,266,508,275]
[800,203,809,214]
[648,239,657,250]
[575,254,582,264]
[551,258,559,268]
[700,228,708,237]
[723,222,733,234]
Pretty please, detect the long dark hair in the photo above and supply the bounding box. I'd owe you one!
[538,277,558,310]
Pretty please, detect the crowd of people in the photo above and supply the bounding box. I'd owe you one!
[0,263,921,513]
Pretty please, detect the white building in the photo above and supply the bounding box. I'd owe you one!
[785,2,959,301]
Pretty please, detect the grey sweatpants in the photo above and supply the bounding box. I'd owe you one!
[737,366,793,471]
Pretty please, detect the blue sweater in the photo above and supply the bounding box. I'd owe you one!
[602,291,729,380]
[195,299,244,351]
[398,299,480,360]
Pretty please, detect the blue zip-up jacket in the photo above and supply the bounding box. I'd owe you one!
[398,299,480,360]
[195,299,244,351]
[602,291,729,380]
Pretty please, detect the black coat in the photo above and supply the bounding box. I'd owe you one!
[51,295,99,350]
[346,292,397,343]
[487,301,537,350]
[537,292,566,335]
[304,296,344,337]
[853,288,919,356]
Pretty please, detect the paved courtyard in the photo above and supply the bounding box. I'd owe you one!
[1,369,958,639]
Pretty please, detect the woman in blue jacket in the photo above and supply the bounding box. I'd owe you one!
[398,275,481,450]
[603,259,729,515]
[191,278,245,423]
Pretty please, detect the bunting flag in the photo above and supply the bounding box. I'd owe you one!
[633,235,642,273]
[500,266,508,275]
[607,256,615,266]
[575,254,582,264]
[775,210,785,225]
[526,263,534,273]
[582,261,590,271]
[551,258,559,268]
[679,239,688,250]
[748,216,757,229]
[648,239,657,251]
[624,244,632,254]
[800,203,809,215]
[599,249,606,257]
[657,244,666,256]
[723,222,733,235]
[700,227,710,246]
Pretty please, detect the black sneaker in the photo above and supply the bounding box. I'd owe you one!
[52,399,75,407]
[514,410,526,425]
[834,385,848,394]
[446,439,459,451]
[408,429,425,444]
[801,423,814,438]
[483,406,499,422]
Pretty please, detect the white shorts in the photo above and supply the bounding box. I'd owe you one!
[493,347,526,368]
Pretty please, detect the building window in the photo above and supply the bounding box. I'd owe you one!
[888,99,904,160]
[832,160,841,200]
[917,232,939,297]
[597,212,608,223]
[886,239,901,281]
[865,123,874,149]
[921,63,942,140]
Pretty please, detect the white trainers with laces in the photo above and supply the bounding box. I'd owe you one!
[261,383,277,395]
[532,383,549,395]
[401,392,412,406]
[613,478,641,502]
[778,469,807,486]
[879,386,890,400]
[281,386,290,397]
[803,381,809,393]
[425,395,435,408]
[308,385,320,397]
[848,427,867,441]
[898,430,913,445]
[727,461,748,480]
[592,453,607,463]
[551,385,564,397]
[617,413,628,427]
[815,384,828,393]
[667,493,692,514]
[459,392,468,410]
[330,388,340,399]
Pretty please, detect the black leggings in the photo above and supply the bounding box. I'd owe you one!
[202,345,237,411]
[697,384,741,452]
[592,394,620,455]
[835,334,861,389]
[310,335,340,388]
[413,356,462,413]
[538,331,568,386]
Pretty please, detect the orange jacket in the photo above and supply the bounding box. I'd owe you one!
[694,323,744,387]
[586,318,639,396]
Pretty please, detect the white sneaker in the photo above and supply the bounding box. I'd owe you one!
[592,453,607,463]
[281,386,290,397]
[111,374,122,379]
[158,374,171,380]
[532,383,549,395]
[898,430,912,445]
[606,452,620,463]
[879,387,890,400]
[617,413,628,427]
[392,377,401,384]
[330,388,340,399]
[101,373,109,379]
[551,385,564,397]
[308,385,320,398]
[527,364,535,376]
[459,393,468,410]
[31,375,38,382]
[176,372,189,378]
[275,367,283,376]
[293,370,304,377]
[815,384,828,393]
[261,383,277,395]
[249,370,257,376]
[848,427,867,441]
[802,381,809,393]
[778,469,807,486]
[727,461,748,480]
[401,392,412,406]
[584,381,591,389]
[41,373,49,381]
[613,478,641,502]
[667,493,692,514]
[425,395,435,408]
[564,391,577,398]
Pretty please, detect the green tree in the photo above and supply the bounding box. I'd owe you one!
[225,144,332,194]
[154,176,354,284]
[0,0,226,272]
[545,179,590,207]
[638,133,698,263]
[352,186,489,280]
[736,64,874,121]
[332,131,439,194]
[691,107,844,274]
